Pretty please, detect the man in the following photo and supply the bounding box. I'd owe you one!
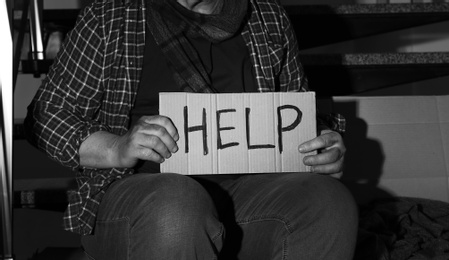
[25,0,358,259]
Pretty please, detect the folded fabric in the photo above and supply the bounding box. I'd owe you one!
[354,197,449,260]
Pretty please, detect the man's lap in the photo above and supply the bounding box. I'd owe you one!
[84,172,358,259]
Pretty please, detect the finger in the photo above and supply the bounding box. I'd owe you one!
[137,146,165,163]
[122,134,167,163]
[303,147,343,166]
[141,116,179,141]
[298,132,340,153]
[139,133,174,160]
[310,156,344,174]
[137,123,179,154]
[330,172,343,179]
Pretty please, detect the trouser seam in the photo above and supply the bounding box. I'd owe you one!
[82,249,95,260]
[126,218,130,260]
[237,215,292,260]
[283,237,288,260]
[95,216,131,223]
[211,223,225,260]
[211,223,225,242]
[236,215,293,234]
[95,217,131,260]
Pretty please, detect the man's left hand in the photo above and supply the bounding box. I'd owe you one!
[298,129,345,178]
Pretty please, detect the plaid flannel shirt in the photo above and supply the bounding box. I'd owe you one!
[25,0,343,235]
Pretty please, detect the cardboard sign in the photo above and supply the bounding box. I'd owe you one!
[159,92,317,175]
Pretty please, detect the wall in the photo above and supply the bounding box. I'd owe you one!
[284,0,449,202]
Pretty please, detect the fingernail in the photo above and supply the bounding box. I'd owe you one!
[298,145,305,153]
[173,145,178,153]
[303,157,310,165]
[174,134,179,141]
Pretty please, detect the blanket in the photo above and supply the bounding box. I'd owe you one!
[354,197,449,260]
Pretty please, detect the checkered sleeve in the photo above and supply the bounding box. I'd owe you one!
[275,1,345,134]
[277,2,308,92]
[316,112,346,135]
[25,3,110,171]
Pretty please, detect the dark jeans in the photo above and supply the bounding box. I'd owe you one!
[81,172,358,260]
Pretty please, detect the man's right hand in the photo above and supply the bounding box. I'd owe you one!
[115,115,179,168]
[79,115,179,169]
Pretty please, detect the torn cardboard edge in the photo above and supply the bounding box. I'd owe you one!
[159,92,317,175]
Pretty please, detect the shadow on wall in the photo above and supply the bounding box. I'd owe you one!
[332,101,393,204]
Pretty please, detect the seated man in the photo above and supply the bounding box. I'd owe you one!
[25,0,358,259]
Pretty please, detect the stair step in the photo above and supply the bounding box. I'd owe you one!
[14,177,76,211]
[29,247,85,260]
[286,3,449,49]
[287,3,449,16]
[301,52,449,96]
[301,52,449,66]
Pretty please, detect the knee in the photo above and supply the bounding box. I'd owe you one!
[131,173,220,241]
[135,173,217,221]
[88,173,224,258]
[301,174,359,231]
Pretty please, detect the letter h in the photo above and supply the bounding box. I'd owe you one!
[184,106,208,155]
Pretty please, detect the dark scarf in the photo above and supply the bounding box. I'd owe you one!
[146,0,249,93]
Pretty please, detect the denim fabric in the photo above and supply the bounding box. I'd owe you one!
[81,172,358,260]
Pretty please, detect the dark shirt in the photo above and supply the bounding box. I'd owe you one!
[130,27,257,173]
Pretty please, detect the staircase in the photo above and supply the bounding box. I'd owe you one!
[285,3,449,96]
[15,3,449,97]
